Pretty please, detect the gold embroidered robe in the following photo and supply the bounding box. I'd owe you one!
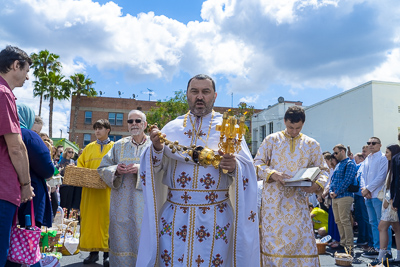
[137,111,260,266]
[254,131,328,267]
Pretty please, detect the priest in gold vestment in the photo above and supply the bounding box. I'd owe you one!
[254,106,329,267]
[137,74,260,266]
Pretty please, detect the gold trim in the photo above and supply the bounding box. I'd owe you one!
[183,111,190,128]
[78,247,109,252]
[166,197,229,207]
[153,147,163,154]
[209,205,217,264]
[169,188,229,192]
[233,166,239,266]
[282,131,303,153]
[172,161,178,188]
[216,168,222,188]
[149,150,160,266]
[315,181,324,190]
[188,207,196,264]
[110,250,137,257]
[171,204,177,264]
[261,252,319,259]
[194,165,199,189]
[265,170,276,183]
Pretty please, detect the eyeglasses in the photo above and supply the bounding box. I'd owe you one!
[333,151,339,155]
[127,119,142,124]
[367,142,379,145]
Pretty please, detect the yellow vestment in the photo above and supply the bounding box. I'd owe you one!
[78,141,114,252]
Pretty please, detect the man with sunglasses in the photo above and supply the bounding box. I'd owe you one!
[98,110,151,266]
[76,119,114,266]
[329,144,357,253]
[137,74,259,266]
[360,137,390,258]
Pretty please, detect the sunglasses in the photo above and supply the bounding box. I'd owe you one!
[367,142,379,145]
[333,152,339,155]
[127,119,142,124]
[67,151,74,154]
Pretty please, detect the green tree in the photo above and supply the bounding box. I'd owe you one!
[30,50,61,116]
[227,102,255,145]
[42,71,71,137]
[67,73,96,142]
[146,90,189,129]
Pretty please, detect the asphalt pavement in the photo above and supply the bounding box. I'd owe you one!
[59,243,391,266]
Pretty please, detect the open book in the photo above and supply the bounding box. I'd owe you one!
[284,167,321,187]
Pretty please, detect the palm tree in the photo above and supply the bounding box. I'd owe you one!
[30,50,61,116]
[68,73,97,142]
[43,71,71,137]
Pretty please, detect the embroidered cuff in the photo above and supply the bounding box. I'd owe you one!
[151,146,163,167]
[315,181,324,190]
[265,170,277,183]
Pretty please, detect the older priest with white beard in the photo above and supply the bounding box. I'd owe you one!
[98,110,151,267]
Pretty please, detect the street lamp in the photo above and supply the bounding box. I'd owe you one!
[60,129,62,138]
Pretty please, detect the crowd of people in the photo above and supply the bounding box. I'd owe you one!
[311,135,400,266]
[2,44,400,267]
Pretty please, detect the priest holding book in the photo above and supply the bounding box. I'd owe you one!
[254,105,329,267]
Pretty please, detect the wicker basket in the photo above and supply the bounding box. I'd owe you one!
[64,166,107,189]
[61,221,80,256]
[334,252,353,266]
[316,242,327,254]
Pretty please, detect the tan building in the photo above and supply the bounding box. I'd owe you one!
[70,96,260,148]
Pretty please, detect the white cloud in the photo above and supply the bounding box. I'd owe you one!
[2,0,400,132]
[239,95,259,103]
[3,0,399,94]
[13,75,71,140]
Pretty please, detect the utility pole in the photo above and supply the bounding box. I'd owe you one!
[231,93,233,108]
[147,88,154,101]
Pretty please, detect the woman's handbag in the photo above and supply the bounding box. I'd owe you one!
[7,201,41,265]
[377,187,385,202]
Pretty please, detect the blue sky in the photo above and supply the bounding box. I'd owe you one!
[1,0,400,138]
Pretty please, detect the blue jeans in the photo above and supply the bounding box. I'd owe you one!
[354,194,373,246]
[365,198,392,249]
[0,200,17,266]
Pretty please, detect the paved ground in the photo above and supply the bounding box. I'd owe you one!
[59,245,393,266]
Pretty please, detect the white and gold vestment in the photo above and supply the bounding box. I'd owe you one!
[137,111,260,266]
[254,131,328,267]
[98,136,151,266]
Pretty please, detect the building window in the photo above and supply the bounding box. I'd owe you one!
[84,111,92,124]
[109,135,122,142]
[268,122,273,134]
[108,113,123,126]
[83,134,91,147]
[116,113,123,126]
[260,125,266,141]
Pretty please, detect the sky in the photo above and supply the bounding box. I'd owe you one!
[1,0,400,139]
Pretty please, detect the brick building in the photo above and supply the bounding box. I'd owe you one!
[70,96,261,148]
